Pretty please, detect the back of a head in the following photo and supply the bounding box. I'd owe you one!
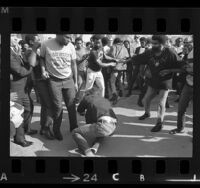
[25,34,37,46]
[113,38,122,45]
[152,35,168,45]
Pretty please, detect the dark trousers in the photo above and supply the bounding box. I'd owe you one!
[138,79,148,102]
[47,78,78,132]
[35,80,53,130]
[102,68,112,99]
[16,92,33,133]
[177,84,193,129]
[126,63,133,89]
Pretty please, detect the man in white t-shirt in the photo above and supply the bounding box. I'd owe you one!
[40,34,78,141]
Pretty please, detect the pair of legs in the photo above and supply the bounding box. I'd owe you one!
[36,80,54,139]
[75,70,87,102]
[140,85,169,132]
[16,91,35,134]
[48,78,78,140]
[144,86,169,122]
[110,71,124,96]
[170,84,193,134]
[102,68,112,99]
[85,68,105,97]
[72,122,116,156]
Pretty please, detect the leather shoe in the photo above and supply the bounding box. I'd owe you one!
[53,130,63,141]
[14,140,33,147]
[139,112,150,120]
[151,122,163,132]
[43,129,55,140]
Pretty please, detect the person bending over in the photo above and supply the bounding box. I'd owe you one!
[72,87,118,157]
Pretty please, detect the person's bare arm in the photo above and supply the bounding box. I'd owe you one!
[40,57,49,79]
[96,58,116,67]
[71,59,78,90]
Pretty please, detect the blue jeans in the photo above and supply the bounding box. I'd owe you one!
[47,77,78,132]
[177,84,193,129]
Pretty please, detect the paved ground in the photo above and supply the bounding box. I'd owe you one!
[10,90,193,157]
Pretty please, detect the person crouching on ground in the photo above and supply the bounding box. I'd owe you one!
[72,87,118,157]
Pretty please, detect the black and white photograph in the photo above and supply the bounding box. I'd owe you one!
[9,34,193,157]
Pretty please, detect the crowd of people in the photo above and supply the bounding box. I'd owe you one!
[10,34,193,156]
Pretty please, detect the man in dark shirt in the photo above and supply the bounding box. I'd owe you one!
[72,87,118,157]
[131,35,184,132]
[10,37,38,144]
[85,35,116,98]
[24,34,54,140]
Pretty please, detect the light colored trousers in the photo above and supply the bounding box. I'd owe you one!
[85,68,105,97]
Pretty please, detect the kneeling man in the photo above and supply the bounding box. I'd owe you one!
[72,87,118,157]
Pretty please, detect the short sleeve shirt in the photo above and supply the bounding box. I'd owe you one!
[40,39,76,79]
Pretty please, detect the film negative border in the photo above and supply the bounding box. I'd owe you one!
[0,7,199,184]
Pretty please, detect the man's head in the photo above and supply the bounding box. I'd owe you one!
[175,37,183,47]
[151,35,168,53]
[56,34,71,46]
[134,35,139,42]
[75,37,83,49]
[93,35,103,50]
[139,37,147,48]
[86,42,92,50]
[24,34,40,47]
[124,40,130,49]
[113,37,122,45]
[102,37,109,47]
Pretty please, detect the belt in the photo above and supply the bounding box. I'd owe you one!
[49,75,72,81]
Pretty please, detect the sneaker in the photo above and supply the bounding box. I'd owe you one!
[169,128,185,134]
[90,147,98,154]
[151,122,163,132]
[139,112,150,120]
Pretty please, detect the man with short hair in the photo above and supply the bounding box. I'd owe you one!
[126,37,148,99]
[108,37,130,104]
[40,34,78,140]
[10,36,38,137]
[72,87,118,157]
[131,35,184,132]
[85,35,117,98]
[169,49,193,134]
[24,34,54,140]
